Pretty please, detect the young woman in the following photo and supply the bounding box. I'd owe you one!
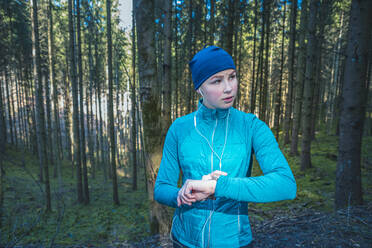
[154,46,297,248]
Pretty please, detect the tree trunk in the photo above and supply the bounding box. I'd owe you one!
[45,71,54,177]
[250,0,259,114]
[76,0,89,204]
[290,0,308,156]
[174,0,179,118]
[300,0,318,171]
[162,0,172,135]
[224,0,235,55]
[258,3,266,120]
[135,0,171,234]
[19,72,29,150]
[95,89,101,179]
[4,72,14,146]
[0,72,6,148]
[210,0,215,45]
[283,0,297,145]
[15,76,23,147]
[233,1,241,108]
[260,0,272,123]
[0,142,3,228]
[48,0,63,183]
[64,67,73,165]
[335,0,372,209]
[131,6,137,191]
[31,0,51,211]
[87,13,96,179]
[68,0,83,204]
[274,1,286,140]
[187,0,193,115]
[327,12,344,134]
[25,72,36,153]
[311,0,330,141]
[15,75,24,148]
[107,0,119,205]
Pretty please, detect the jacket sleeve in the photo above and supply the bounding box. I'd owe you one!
[214,116,297,202]
[154,121,180,208]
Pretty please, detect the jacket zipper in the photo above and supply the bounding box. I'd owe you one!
[207,118,218,248]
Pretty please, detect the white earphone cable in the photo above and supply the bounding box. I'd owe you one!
[171,106,230,248]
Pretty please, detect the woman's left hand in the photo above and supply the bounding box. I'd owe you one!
[202,170,227,180]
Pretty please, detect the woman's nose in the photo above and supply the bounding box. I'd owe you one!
[224,80,232,93]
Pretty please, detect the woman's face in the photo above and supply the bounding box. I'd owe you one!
[198,69,238,109]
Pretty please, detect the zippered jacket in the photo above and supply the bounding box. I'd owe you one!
[154,102,297,248]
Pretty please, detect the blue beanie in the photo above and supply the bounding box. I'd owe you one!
[189,46,236,90]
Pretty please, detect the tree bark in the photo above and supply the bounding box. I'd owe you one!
[224,0,235,55]
[162,0,172,136]
[335,0,372,209]
[68,0,83,203]
[4,71,14,146]
[250,0,259,114]
[300,0,318,171]
[15,75,24,148]
[174,0,179,118]
[45,71,55,177]
[135,0,171,234]
[107,0,119,205]
[131,5,137,191]
[290,0,308,156]
[0,137,3,228]
[327,12,344,134]
[31,0,51,211]
[187,0,194,114]
[274,1,286,140]
[258,2,266,121]
[76,0,89,204]
[283,0,297,145]
[259,0,272,122]
[0,72,6,148]
[210,0,215,45]
[311,0,331,141]
[86,7,96,179]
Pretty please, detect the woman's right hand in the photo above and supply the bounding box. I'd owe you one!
[177,179,216,206]
[177,171,227,207]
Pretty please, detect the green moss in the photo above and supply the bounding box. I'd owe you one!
[1,132,371,246]
[250,131,372,214]
[0,147,150,246]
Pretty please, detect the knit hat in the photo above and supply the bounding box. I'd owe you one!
[189,46,236,90]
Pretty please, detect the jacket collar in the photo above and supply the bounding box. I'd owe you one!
[196,99,230,120]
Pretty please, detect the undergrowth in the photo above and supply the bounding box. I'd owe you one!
[0,148,150,247]
[0,130,371,246]
[250,130,372,218]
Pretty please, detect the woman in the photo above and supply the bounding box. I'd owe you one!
[154,46,297,248]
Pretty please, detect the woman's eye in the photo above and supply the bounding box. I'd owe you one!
[211,80,221,84]
[229,74,236,80]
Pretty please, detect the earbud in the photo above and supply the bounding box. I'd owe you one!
[198,89,204,97]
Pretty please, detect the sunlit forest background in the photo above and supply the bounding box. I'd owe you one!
[0,0,371,247]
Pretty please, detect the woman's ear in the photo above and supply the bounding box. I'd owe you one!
[198,89,204,97]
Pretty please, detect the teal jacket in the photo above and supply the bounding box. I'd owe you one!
[154,102,297,248]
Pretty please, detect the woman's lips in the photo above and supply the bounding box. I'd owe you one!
[223,96,234,102]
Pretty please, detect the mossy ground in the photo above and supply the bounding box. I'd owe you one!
[0,148,150,247]
[250,130,372,217]
[1,130,371,247]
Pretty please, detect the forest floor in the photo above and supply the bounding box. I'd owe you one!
[1,131,372,248]
[130,203,372,248]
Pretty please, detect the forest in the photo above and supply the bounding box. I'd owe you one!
[0,0,371,247]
